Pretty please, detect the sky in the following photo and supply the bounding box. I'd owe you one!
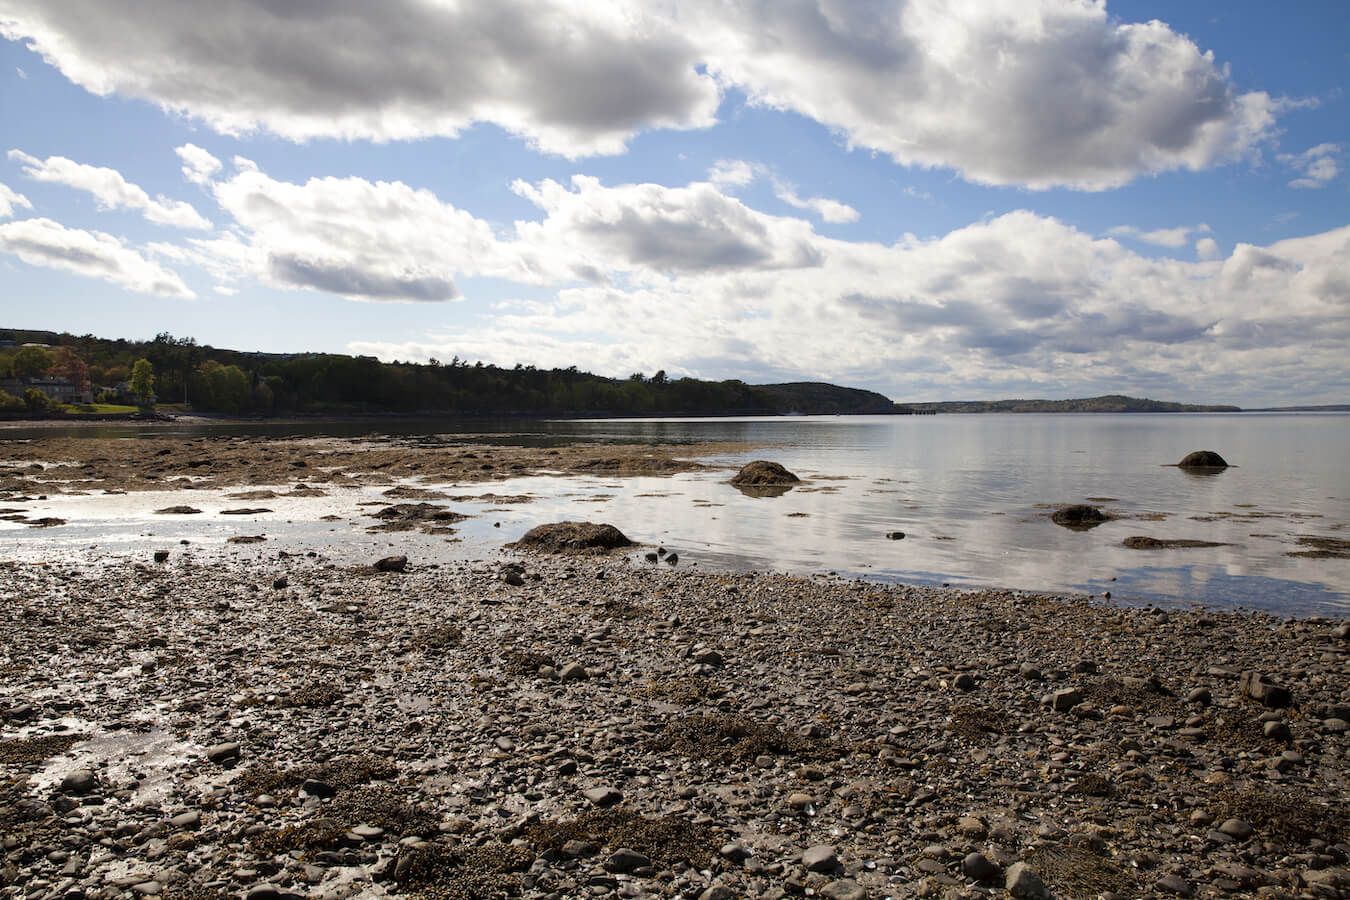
[0,1,1347,407]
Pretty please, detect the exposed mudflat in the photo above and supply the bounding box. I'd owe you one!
[2,546,1349,900]
[0,436,758,497]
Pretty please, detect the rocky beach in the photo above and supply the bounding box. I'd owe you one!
[2,435,1349,900]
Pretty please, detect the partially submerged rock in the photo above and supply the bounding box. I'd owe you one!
[730,460,801,486]
[508,521,633,555]
[1177,450,1229,469]
[1123,536,1230,549]
[1050,505,1111,530]
[731,460,802,497]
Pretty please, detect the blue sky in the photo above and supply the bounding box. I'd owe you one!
[0,1,1347,406]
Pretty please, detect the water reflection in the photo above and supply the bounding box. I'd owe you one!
[3,413,1348,614]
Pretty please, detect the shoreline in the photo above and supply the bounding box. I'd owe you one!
[1,545,1348,900]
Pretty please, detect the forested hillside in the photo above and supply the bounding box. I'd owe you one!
[0,329,900,417]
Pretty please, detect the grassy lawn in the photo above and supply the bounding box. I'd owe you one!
[65,403,142,415]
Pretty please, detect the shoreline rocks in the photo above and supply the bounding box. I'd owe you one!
[1,551,1347,900]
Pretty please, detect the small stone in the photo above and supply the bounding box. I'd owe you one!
[206,742,242,763]
[962,852,1001,883]
[1018,663,1043,681]
[1051,688,1083,712]
[153,550,170,563]
[1005,862,1050,899]
[301,779,336,799]
[1239,671,1291,708]
[59,769,97,796]
[787,792,815,809]
[820,879,867,900]
[583,786,623,807]
[559,662,589,681]
[1218,819,1253,840]
[720,842,752,863]
[802,844,840,873]
[1155,873,1194,896]
[885,531,905,540]
[373,555,407,573]
[692,649,723,667]
[351,825,385,842]
[1187,687,1211,704]
[168,810,201,830]
[605,848,650,873]
[271,576,288,589]
[952,673,976,691]
[503,570,525,586]
[1263,720,1293,742]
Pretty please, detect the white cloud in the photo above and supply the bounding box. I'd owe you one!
[197,164,512,302]
[0,0,719,159]
[511,175,825,276]
[0,0,1281,188]
[707,159,757,187]
[1195,237,1220,260]
[690,0,1280,189]
[0,216,194,297]
[1280,143,1340,189]
[0,182,31,218]
[175,144,221,186]
[14,66,25,79]
[8,149,211,229]
[1108,223,1211,248]
[704,159,858,223]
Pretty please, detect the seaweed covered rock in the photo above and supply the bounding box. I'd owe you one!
[730,460,801,486]
[1050,505,1110,529]
[509,521,633,554]
[1177,450,1229,468]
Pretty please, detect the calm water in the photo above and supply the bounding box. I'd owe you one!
[5,413,1349,616]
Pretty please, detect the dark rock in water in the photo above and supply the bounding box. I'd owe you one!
[508,521,633,555]
[220,508,273,516]
[886,531,906,540]
[1177,450,1229,468]
[227,535,266,544]
[730,460,801,487]
[730,461,802,496]
[154,506,202,515]
[1051,505,1110,529]
[645,552,659,563]
[374,555,408,573]
[665,552,679,565]
[1123,536,1229,549]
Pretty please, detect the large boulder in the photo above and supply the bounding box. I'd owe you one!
[1177,450,1229,468]
[508,521,633,555]
[730,460,801,486]
[1050,504,1110,529]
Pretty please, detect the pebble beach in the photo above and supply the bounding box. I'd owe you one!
[2,435,1349,900]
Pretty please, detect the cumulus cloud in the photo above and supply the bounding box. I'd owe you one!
[1279,143,1340,189]
[1195,237,1220,260]
[690,0,1281,189]
[0,181,30,218]
[0,216,194,297]
[511,175,825,276]
[1107,223,1211,248]
[8,149,211,228]
[196,163,513,302]
[0,0,1281,187]
[175,144,222,186]
[0,0,719,158]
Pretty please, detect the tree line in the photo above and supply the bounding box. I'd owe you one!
[0,329,900,417]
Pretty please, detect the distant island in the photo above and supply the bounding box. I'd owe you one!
[903,395,1240,413]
